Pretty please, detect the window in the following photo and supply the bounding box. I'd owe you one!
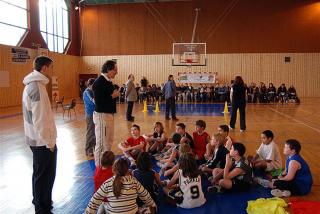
[39,0,70,53]
[0,0,29,46]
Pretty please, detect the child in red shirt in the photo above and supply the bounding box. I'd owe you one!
[94,151,115,192]
[193,120,210,163]
[118,124,146,167]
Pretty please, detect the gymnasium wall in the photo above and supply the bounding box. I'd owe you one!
[79,53,320,97]
[80,0,320,55]
[0,44,79,108]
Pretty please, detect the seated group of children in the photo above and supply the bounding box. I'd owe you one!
[85,121,313,214]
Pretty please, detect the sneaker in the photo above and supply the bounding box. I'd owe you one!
[271,189,291,197]
[228,125,234,130]
[207,185,221,193]
[240,129,245,133]
[254,177,270,188]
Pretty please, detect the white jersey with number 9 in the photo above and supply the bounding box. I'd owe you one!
[178,169,206,209]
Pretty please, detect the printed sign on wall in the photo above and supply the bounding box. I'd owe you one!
[51,76,59,101]
[11,48,30,63]
[178,72,217,84]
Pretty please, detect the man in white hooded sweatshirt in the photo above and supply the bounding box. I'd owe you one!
[22,56,57,214]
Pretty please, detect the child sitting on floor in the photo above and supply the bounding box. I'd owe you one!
[163,153,206,209]
[94,151,115,192]
[118,124,146,168]
[205,125,233,161]
[257,139,313,197]
[176,123,194,149]
[133,152,163,207]
[162,143,192,178]
[200,133,229,175]
[86,158,156,214]
[208,143,252,193]
[193,120,210,163]
[218,125,233,150]
[155,132,181,161]
[93,151,115,214]
[143,122,167,154]
[248,130,282,180]
[157,140,191,173]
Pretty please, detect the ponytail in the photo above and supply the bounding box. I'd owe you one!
[112,158,129,198]
[113,175,123,198]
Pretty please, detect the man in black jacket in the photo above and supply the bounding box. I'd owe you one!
[92,60,119,166]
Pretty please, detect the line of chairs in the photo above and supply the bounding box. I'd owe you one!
[54,96,77,119]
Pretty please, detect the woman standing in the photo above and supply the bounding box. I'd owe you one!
[125,74,137,121]
[230,76,246,132]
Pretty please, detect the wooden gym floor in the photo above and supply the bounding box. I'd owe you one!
[0,98,319,213]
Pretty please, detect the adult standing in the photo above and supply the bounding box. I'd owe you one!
[125,74,137,122]
[83,78,96,156]
[92,60,119,166]
[163,75,178,121]
[229,76,246,132]
[22,56,57,213]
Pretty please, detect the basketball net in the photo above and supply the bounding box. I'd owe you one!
[186,59,193,68]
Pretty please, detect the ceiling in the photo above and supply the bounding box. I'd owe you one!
[80,0,191,5]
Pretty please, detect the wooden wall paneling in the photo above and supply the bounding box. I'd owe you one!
[97,5,120,56]
[119,4,145,55]
[0,44,80,108]
[49,52,79,100]
[79,0,320,55]
[81,6,99,56]
[78,53,320,97]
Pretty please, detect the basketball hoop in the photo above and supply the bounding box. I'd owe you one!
[172,43,206,66]
[186,59,193,68]
[186,59,193,64]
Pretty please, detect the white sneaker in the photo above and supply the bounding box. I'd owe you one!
[228,125,234,130]
[271,189,291,197]
[254,177,270,188]
[240,129,245,133]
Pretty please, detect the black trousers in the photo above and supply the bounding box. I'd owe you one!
[230,102,246,130]
[126,101,134,119]
[273,180,300,195]
[30,145,57,214]
[165,97,176,118]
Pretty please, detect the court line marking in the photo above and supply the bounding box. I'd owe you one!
[267,107,320,134]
